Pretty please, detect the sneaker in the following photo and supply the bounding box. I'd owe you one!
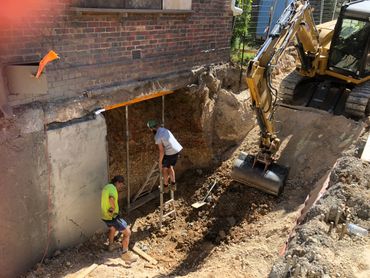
[107,242,121,252]
[163,185,169,193]
[121,251,138,264]
[170,182,177,191]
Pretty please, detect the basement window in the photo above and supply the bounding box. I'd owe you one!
[72,0,192,13]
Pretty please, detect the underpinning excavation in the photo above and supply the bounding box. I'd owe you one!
[1,1,370,277]
[20,60,370,278]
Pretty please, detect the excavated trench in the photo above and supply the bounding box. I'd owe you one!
[24,63,370,278]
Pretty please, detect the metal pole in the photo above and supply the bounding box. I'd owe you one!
[239,33,246,90]
[125,106,130,210]
[270,0,278,35]
[159,94,165,228]
[162,95,165,126]
[320,0,325,24]
[159,170,163,228]
[332,0,338,20]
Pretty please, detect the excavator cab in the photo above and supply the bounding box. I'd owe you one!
[329,3,370,78]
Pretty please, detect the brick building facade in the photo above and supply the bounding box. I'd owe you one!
[0,0,233,107]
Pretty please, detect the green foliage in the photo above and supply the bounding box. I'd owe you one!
[231,0,254,64]
[231,0,253,48]
[231,49,255,64]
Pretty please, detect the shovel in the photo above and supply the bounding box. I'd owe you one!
[191,180,217,209]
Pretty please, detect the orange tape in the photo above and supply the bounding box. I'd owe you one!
[36,50,59,78]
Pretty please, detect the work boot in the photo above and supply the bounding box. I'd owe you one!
[163,185,169,193]
[121,251,138,264]
[170,182,177,191]
[107,242,121,252]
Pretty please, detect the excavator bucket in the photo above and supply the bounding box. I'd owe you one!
[231,152,289,196]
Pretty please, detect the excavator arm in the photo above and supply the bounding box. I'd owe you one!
[231,0,320,196]
[246,0,319,168]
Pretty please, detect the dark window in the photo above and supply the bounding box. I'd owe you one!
[329,18,370,75]
[126,0,162,9]
[78,0,162,9]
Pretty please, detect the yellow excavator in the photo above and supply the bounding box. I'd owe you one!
[231,0,370,195]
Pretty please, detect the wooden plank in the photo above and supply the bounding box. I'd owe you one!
[104,91,174,111]
[361,134,370,162]
[132,243,158,265]
[163,0,192,10]
[65,263,98,278]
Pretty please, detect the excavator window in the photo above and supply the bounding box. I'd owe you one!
[329,18,370,76]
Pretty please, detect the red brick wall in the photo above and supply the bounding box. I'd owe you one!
[0,0,233,102]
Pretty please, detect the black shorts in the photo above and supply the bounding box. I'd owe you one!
[102,216,128,231]
[162,153,179,168]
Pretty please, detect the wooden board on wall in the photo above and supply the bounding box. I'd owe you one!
[5,65,47,105]
[163,0,192,10]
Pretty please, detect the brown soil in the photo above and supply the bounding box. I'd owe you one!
[24,55,370,277]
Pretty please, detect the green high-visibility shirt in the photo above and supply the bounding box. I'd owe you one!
[101,183,119,220]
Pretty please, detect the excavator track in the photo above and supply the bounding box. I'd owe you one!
[278,70,304,103]
[345,81,370,118]
[279,70,370,119]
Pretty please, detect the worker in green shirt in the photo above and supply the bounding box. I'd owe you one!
[101,175,138,263]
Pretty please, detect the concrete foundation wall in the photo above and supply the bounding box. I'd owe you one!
[47,115,108,249]
[0,111,109,277]
[0,108,48,277]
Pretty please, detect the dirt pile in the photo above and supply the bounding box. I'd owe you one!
[270,154,370,277]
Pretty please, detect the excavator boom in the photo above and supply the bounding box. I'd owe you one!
[247,0,319,157]
[232,0,320,195]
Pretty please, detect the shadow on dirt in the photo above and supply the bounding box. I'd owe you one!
[153,173,279,276]
[152,166,318,277]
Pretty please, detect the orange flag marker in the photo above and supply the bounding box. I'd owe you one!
[35,50,59,78]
